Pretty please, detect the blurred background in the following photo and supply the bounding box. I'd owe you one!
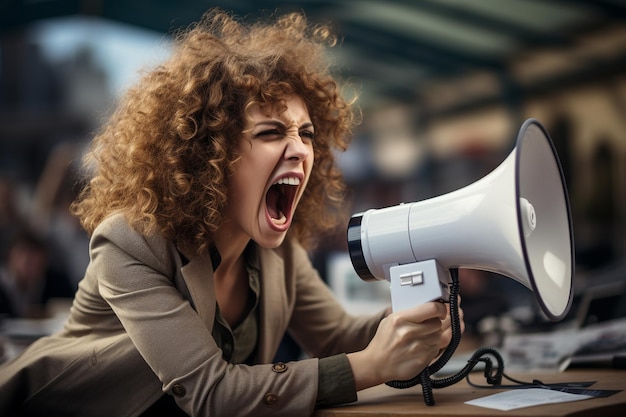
[1,0,625,355]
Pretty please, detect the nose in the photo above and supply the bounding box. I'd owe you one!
[284,133,311,162]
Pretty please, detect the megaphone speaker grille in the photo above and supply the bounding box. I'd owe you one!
[516,119,574,321]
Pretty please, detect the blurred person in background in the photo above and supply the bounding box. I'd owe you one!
[0,226,75,319]
[0,8,462,417]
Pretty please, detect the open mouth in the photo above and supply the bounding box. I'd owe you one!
[266,177,300,226]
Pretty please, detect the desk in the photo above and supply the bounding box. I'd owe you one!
[313,369,626,417]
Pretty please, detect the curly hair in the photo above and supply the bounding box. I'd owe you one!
[71,8,359,254]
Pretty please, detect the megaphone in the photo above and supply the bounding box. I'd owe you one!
[348,118,574,321]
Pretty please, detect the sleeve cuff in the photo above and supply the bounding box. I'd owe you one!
[316,353,358,408]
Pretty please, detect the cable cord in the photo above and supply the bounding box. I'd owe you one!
[385,268,506,406]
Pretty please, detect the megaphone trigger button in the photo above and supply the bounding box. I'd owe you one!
[399,271,424,286]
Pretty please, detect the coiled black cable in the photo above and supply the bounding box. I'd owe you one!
[385,268,506,406]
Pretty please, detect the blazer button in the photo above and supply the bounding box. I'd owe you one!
[264,393,279,406]
[272,362,288,373]
[172,384,186,397]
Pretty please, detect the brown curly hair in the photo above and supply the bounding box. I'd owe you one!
[71,8,359,254]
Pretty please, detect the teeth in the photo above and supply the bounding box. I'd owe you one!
[274,177,300,186]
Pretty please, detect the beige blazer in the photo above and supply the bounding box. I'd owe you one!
[0,213,384,417]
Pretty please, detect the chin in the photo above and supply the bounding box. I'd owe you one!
[255,234,287,249]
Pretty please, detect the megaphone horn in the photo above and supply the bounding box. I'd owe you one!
[348,118,574,321]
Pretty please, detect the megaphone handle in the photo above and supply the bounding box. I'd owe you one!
[385,268,462,405]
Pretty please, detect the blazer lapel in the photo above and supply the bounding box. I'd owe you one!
[257,247,289,362]
[179,250,216,333]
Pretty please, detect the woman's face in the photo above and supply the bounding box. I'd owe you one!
[221,95,314,249]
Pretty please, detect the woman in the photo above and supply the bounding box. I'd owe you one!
[0,8,459,416]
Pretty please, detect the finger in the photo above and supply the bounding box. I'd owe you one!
[440,315,451,332]
[402,317,445,340]
[436,302,448,319]
[397,301,446,323]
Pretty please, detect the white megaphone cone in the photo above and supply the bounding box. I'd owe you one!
[348,118,574,321]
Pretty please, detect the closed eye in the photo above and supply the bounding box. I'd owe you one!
[300,130,315,141]
[251,121,314,141]
[254,129,282,138]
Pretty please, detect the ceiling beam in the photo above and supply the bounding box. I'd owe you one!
[0,0,82,32]
[340,21,505,75]
[392,0,574,48]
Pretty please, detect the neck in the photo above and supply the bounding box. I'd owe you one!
[211,233,251,328]
[212,233,250,277]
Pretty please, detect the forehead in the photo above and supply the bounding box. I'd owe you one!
[246,95,310,122]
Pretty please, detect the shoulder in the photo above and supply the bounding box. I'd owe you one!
[90,212,176,276]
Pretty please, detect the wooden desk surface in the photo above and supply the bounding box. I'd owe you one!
[313,369,626,417]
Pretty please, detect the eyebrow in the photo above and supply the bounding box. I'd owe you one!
[255,120,314,130]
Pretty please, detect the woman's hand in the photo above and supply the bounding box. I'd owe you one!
[347,302,447,391]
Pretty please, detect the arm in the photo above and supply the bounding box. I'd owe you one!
[284,241,386,358]
[283,241,458,395]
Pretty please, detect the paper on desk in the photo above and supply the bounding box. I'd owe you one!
[502,317,626,373]
[465,388,593,411]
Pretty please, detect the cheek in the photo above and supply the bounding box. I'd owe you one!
[231,163,267,210]
[305,154,315,181]
[306,150,314,173]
